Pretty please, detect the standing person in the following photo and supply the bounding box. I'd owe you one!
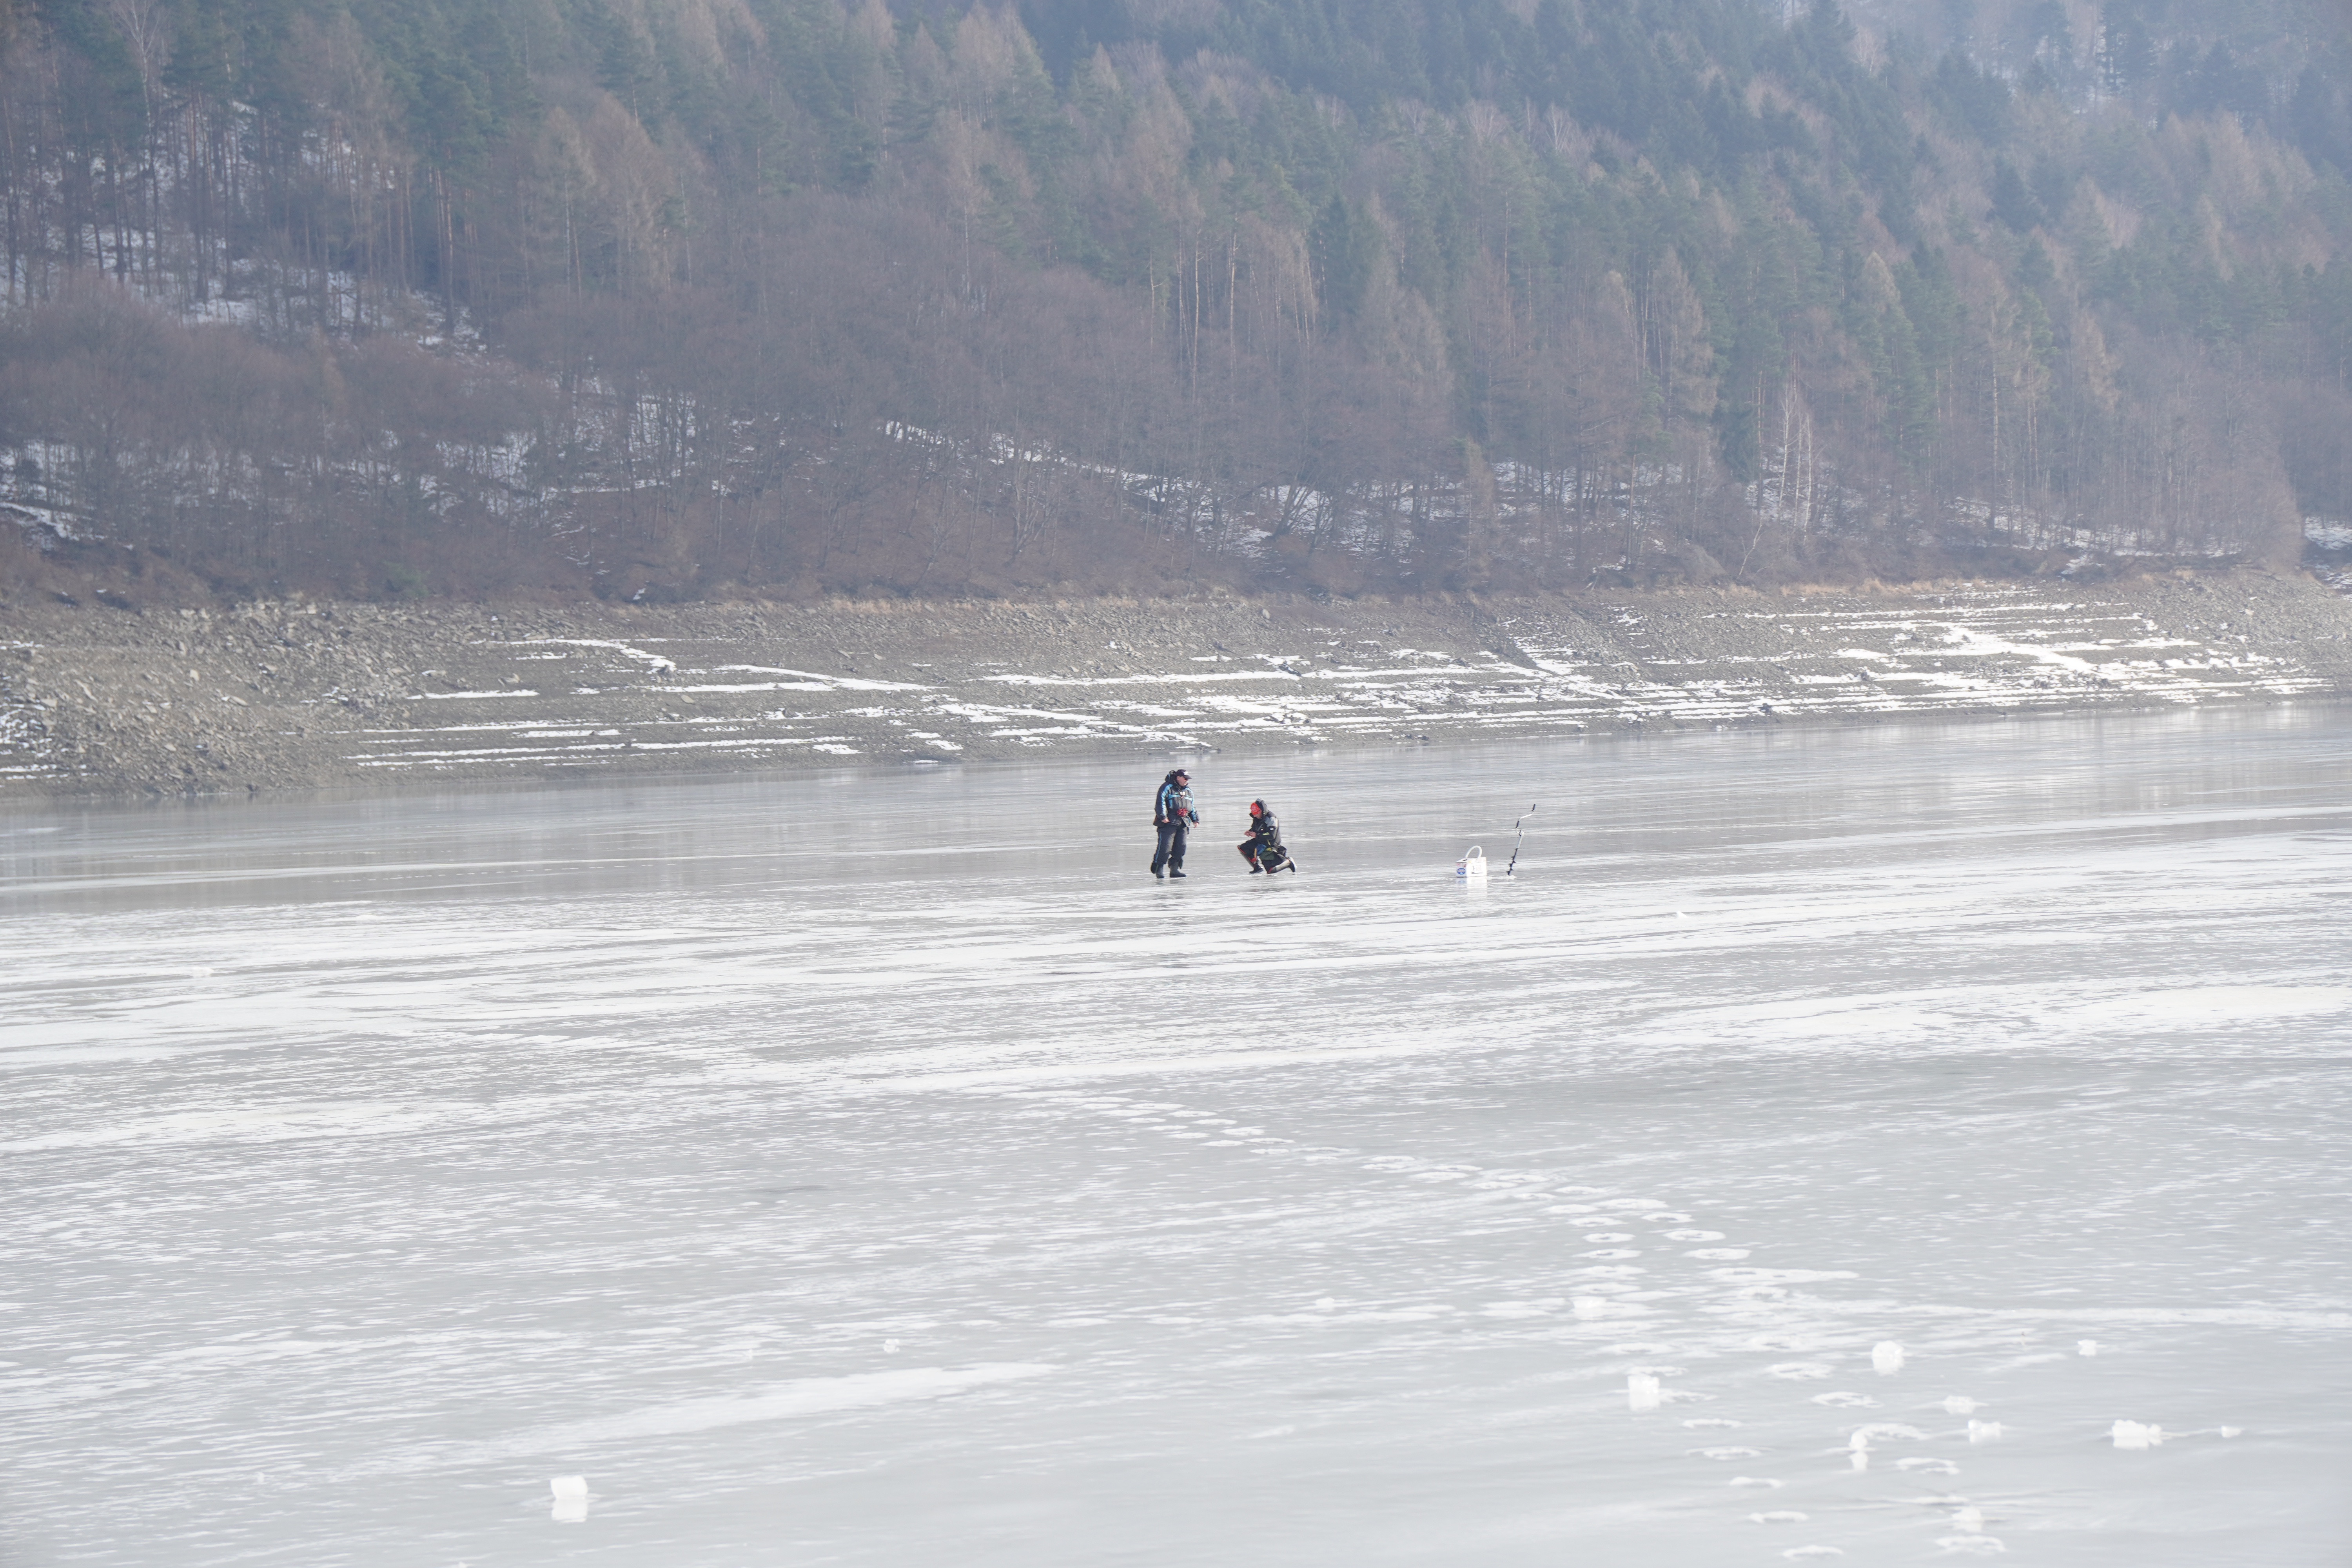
[1152,767,1197,879]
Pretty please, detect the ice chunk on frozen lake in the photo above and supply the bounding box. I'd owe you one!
[1627,1372,1662,1412]
[1872,1341,1905,1374]
[2112,1420,2164,1450]
[1850,1423,1925,1451]
[550,1475,588,1523]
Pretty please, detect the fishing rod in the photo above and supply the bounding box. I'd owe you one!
[1505,804,1537,877]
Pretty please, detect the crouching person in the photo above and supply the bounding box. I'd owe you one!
[1238,799,1295,874]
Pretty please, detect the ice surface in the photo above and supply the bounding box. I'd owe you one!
[485,1365,1053,1456]
[4,708,2352,1565]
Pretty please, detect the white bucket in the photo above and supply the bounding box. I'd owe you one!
[1457,846,1487,880]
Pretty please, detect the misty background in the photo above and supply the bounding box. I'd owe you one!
[2,0,2349,603]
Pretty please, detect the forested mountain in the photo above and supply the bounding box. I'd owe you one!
[1,0,2348,601]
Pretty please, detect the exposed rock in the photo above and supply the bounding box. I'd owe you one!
[4,573,2350,799]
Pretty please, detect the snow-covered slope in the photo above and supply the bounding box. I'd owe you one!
[5,573,2350,795]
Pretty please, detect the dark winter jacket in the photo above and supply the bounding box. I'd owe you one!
[1154,776,1198,828]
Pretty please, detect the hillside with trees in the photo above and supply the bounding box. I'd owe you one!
[1,0,2348,602]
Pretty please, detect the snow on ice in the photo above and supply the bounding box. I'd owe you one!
[0,708,2348,1564]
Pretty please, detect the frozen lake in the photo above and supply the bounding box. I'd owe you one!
[4,710,2350,1566]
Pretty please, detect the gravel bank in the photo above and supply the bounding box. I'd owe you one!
[6,572,2351,799]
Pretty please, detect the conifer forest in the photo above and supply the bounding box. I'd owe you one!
[1,0,2348,601]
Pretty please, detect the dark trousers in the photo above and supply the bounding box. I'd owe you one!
[1152,821,1188,874]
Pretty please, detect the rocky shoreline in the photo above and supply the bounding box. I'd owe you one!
[5,571,2352,800]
